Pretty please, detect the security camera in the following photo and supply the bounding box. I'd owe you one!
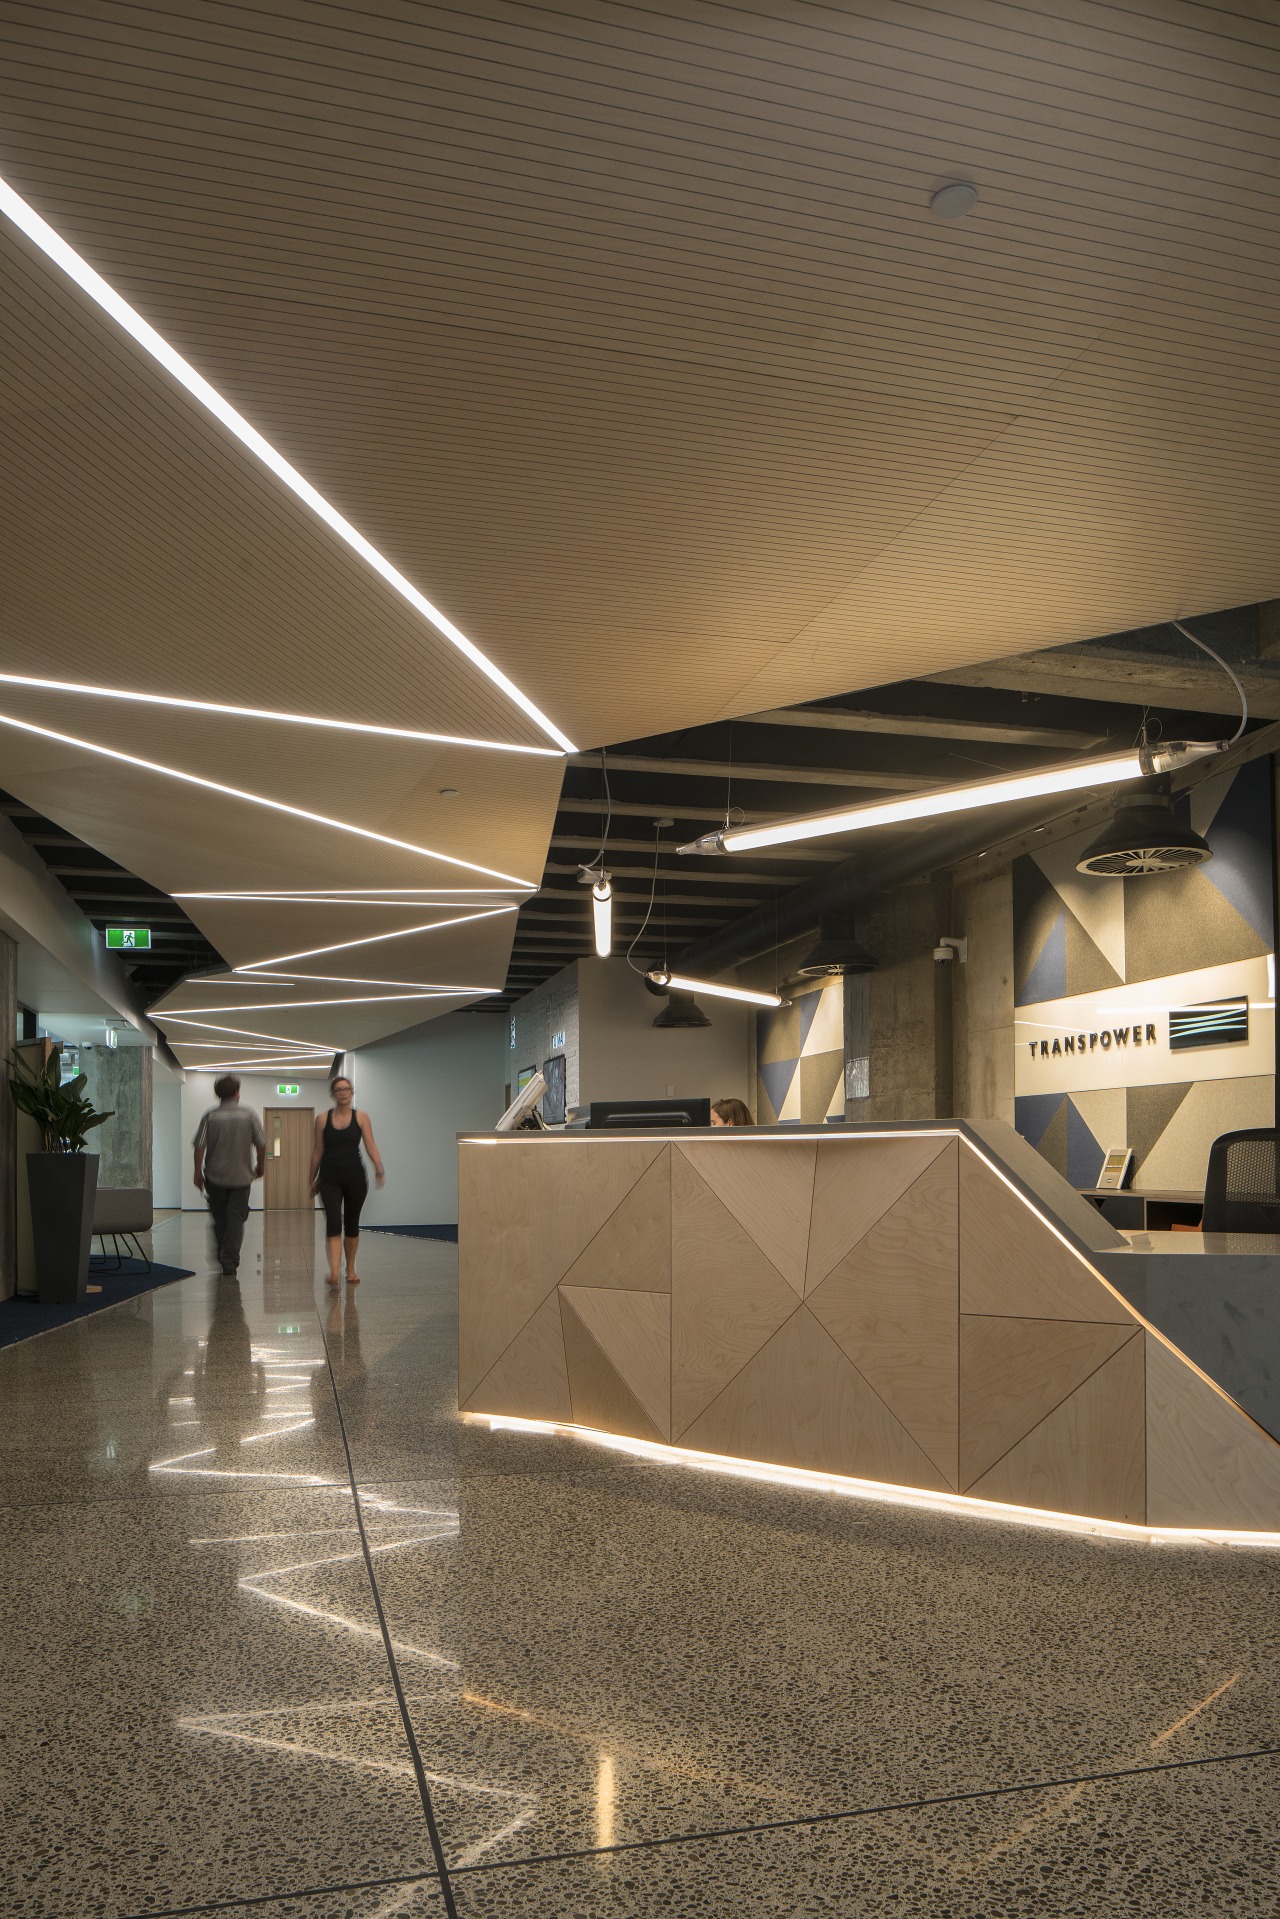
[933,936,968,964]
[933,944,954,962]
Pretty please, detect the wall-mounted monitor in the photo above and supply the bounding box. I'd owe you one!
[517,1064,537,1090]
[543,1054,567,1126]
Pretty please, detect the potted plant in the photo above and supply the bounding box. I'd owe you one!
[7,1050,114,1304]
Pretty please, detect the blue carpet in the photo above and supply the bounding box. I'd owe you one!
[0,1259,195,1349]
[364,1224,459,1242]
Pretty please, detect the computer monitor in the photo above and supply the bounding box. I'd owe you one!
[496,1071,548,1133]
[589,1097,710,1130]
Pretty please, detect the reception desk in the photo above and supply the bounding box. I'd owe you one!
[458,1121,1280,1535]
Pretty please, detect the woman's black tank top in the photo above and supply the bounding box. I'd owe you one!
[321,1108,365,1179]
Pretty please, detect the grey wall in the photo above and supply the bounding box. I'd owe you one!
[578,958,750,1109]
[152,1077,183,1209]
[349,1008,507,1226]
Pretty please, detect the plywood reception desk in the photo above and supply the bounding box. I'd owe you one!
[458,1121,1280,1534]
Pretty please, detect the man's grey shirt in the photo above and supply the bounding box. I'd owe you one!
[194,1104,266,1187]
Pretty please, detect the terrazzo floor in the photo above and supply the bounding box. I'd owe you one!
[2,1210,1277,1917]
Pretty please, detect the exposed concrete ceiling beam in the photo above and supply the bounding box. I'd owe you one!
[554,798,829,832]
[569,755,924,791]
[547,831,837,863]
[542,860,806,885]
[926,648,1280,720]
[738,707,1103,750]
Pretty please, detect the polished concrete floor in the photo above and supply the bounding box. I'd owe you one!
[2,1211,1278,1918]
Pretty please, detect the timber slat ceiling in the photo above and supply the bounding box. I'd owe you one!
[1,0,1278,1049]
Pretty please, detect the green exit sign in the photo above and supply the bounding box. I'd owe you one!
[277,1083,300,1096]
[105,927,151,950]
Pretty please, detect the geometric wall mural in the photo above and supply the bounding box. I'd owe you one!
[460,1133,1280,1528]
[755,975,844,1124]
[1013,758,1275,1189]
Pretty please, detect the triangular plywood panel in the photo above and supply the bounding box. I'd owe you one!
[462,1290,572,1424]
[560,1150,671,1294]
[559,1286,671,1439]
[959,1315,1139,1490]
[670,1153,800,1439]
[560,1293,664,1446]
[807,1144,959,1487]
[1145,1335,1280,1531]
[969,1335,1145,1523]
[458,1140,662,1402]
[677,1141,815,1297]
[958,1147,1135,1326]
[805,1134,951,1295]
[681,1307,950,1492]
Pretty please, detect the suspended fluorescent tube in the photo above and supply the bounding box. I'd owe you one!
[592,878,613,958]
[647,970,782,1008]
[679,742,1223,856]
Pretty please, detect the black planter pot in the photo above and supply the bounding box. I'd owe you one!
[27,1153,99,1305]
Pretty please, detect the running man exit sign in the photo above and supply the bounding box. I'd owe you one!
[276,1084,300,1096]
[105,928,151,949]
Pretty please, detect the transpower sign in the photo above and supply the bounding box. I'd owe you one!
[1014,957,1273,1097]
[1025,1021,1159,1060]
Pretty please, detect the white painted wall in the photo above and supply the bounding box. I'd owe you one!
[348,1008,507,1226]
[577,958,750,1109]
[151,1079,183,1209]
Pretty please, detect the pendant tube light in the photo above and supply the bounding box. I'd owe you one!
[679,741,1224,857]
[647,970,782,1008]
[592,877,613,958]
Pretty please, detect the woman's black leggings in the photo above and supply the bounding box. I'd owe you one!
[320,1173,367,1240]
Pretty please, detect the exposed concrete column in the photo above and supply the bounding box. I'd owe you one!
[859,876,954,1123]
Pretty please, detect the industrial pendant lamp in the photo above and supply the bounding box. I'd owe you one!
[651,988,711,1029]
[1075,791,1212,877]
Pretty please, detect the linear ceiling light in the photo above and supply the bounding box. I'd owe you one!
[0,710,534,887]
[177,895,512,907]
[159,1017,338,1049]
[0,174,575,755]
[592,877,613,958]
[234,906,516,973]
[680,745,1224,856]
[179,972,496,993]
[647,970,782,1008]
[177,894,521,901]
[171,992,490,1013]
[0,672,562,757]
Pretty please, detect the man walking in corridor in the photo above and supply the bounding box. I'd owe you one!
[192,1076,267,1277]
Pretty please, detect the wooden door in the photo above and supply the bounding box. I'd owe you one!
[263,1107,315,1210]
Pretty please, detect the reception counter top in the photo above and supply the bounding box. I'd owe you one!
[458,1122,1280,1536]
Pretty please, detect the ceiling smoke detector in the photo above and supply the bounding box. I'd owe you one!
[1075,794,1212,878]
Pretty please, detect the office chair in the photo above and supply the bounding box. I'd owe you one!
[1202,1129,1280,1234]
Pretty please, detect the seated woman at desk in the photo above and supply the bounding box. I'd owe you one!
[711,1098,754,1127]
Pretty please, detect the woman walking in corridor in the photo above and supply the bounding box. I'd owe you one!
[311,1075,385,1288]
